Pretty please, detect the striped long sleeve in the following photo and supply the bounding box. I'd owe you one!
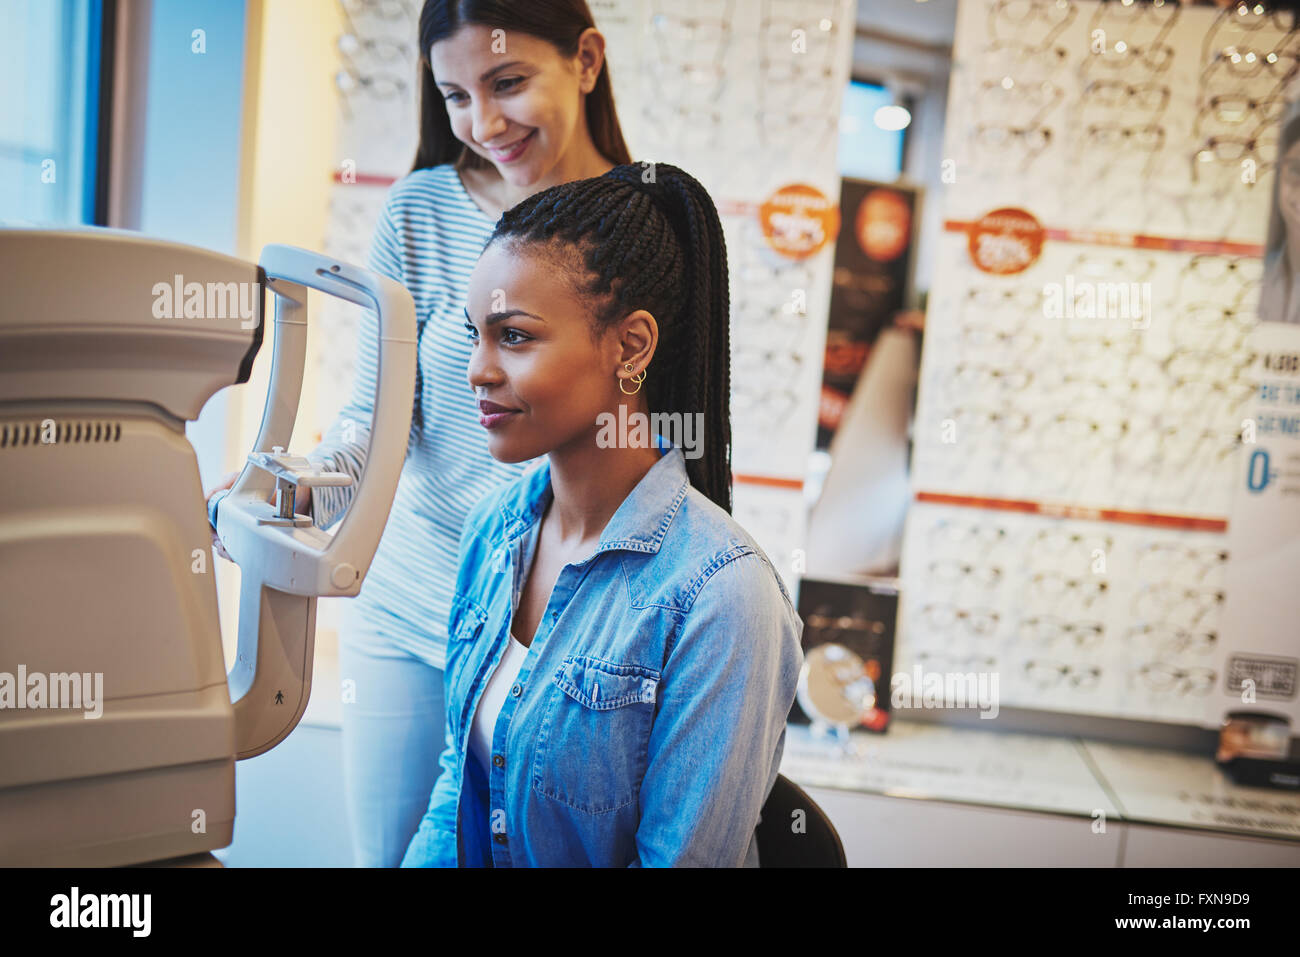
[298,165,534,667]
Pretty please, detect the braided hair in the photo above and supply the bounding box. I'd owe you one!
[487,162,732,514]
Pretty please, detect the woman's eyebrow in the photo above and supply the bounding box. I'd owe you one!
[436,60,528,88]
[465,306,546,325]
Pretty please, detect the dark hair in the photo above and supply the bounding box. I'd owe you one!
[487,163,733,514]
[1259,97,1300,324]
[1265,98,1300,261]
[411,0,633,173]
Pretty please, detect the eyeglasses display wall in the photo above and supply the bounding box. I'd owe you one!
[901,501,1235,725]
[914,243,1258,518]
[632,0,852,192]
[313,0,426,437]
[332,0,423,179]
[946,0,1294,239]
[620,0,857,593]
[626,0,856,499]
[898,0,1300,733]
[316,181,389,417]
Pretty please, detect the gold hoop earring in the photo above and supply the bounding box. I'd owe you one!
[619,361,646,396]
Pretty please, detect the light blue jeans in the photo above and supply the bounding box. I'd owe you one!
[337,604,447,867]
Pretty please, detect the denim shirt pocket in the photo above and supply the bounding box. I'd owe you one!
[450,597,489,644]
[446,597,489,738]
[531,655,661,815]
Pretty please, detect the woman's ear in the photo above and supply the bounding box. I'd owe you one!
[615,309,658,376]
[575,28,606,94]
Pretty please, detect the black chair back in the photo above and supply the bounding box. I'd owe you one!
[756,773,847,867]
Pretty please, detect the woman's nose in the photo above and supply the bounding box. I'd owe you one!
[467,343,501,390]
[471,99,508,148]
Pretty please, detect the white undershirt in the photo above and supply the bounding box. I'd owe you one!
[468,519,542,774]
[469,633,530,772]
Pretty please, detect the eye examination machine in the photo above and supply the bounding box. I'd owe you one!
[0,228,416,866]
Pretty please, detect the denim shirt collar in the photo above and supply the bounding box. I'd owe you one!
[496,432,688,558]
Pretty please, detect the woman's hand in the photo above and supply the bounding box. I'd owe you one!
[204,470,240,562]
[203,472,313,563]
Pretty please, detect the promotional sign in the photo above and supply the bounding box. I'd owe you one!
[818,179,918,448]
[1218,321,1300,736]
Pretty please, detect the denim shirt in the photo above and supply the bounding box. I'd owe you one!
[400,436,804,867]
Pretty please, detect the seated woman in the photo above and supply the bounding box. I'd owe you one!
[400,163,804,867]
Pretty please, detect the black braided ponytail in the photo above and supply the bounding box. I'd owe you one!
[487,162,732,514]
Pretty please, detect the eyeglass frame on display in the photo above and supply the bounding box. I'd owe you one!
[1080,78,1172,114]
[1022,659,1103,691]
[1016,615,1106,650]
[1132,661,1218,696]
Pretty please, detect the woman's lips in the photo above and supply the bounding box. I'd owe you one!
[479,410,518,429]
[490,130,536,163]
[478,400,520,430]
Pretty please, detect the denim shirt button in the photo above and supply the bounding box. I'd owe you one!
[494,833,508,845]
[511,683,522,697]
[492,754,505,768]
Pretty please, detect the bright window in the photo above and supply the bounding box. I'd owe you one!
[838,79,907,182]
[0,0,107,226]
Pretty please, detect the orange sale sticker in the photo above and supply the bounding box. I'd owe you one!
[967,207,1045,275]
[759,183,841,260]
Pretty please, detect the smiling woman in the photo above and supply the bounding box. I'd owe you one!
[414,0,633,216]
[401,164,804,868]
[273,0,636,868]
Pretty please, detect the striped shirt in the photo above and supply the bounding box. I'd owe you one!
[309,163,537,669]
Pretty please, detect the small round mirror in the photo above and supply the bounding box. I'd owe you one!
[797,642,877,731]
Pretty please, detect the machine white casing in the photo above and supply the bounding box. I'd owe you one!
[0,228,416,866]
